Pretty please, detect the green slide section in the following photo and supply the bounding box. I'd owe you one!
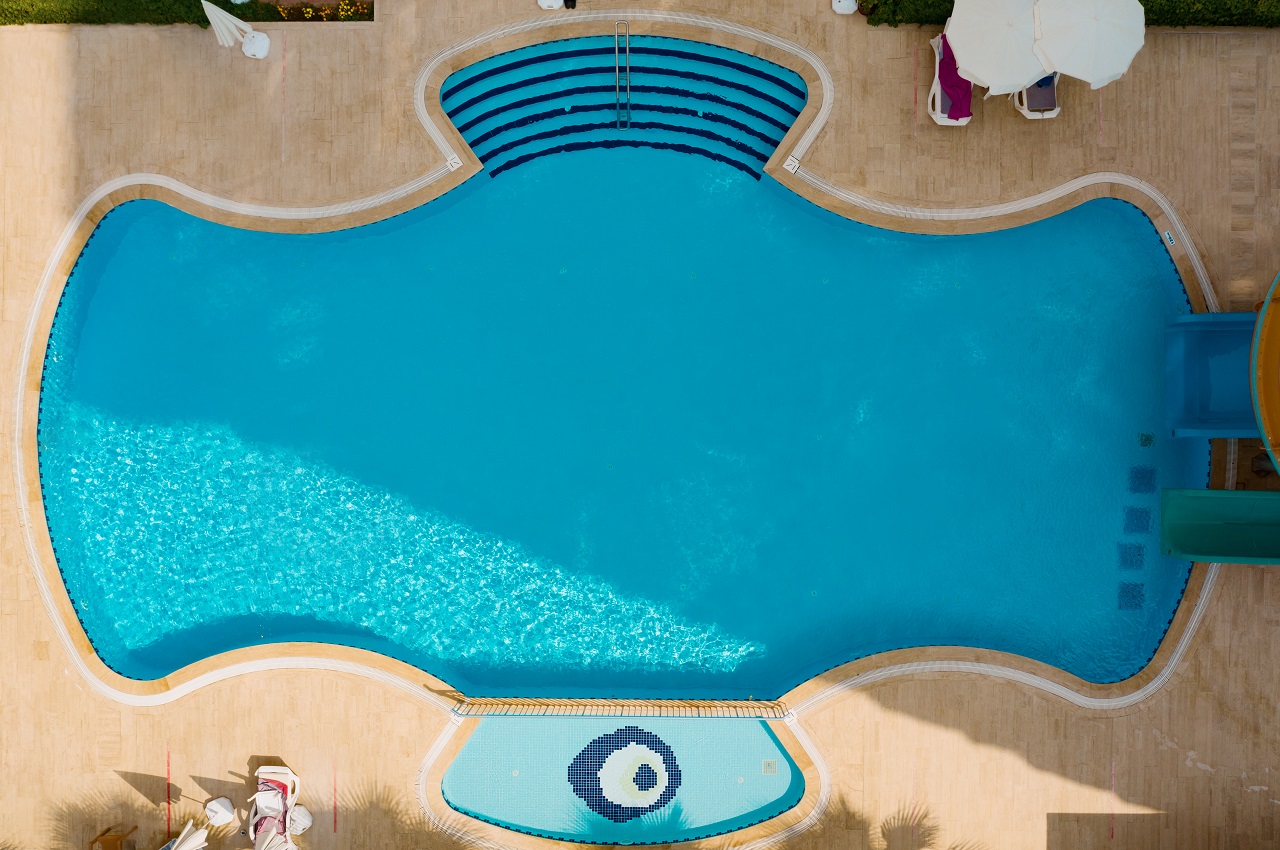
[1162,489,1280,564]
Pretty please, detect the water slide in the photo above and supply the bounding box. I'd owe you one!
[1161,489,1280,564]
[1159,273,1280,564]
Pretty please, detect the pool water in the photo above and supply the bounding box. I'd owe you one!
[40,148,1205,697]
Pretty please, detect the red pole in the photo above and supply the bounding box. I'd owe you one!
[1109,755,1115,839]
[913,44,919,141]
[166,745,172,839]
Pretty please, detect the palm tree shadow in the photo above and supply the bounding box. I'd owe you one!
[777,795,875,850]
[876,803,988,850]
[31,781,987,850]
[46,792,218,850]
[880,803,940,850]
[335,784,472,850]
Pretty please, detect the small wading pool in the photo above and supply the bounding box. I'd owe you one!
[38,36,1207,701]
[441,718,805,844]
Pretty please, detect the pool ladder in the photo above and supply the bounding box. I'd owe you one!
[615,21,631,130]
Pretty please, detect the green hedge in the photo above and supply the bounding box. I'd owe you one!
[863,0,1280,27]
[0,0,373,25]
[863,0,951,26]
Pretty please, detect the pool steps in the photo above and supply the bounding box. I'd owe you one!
[441,36,807,179]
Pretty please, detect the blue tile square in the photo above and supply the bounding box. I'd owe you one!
[1128,466,1157,494]
[1118,543,1144,570]
[1118,582,1145,610]
[1123,508,1152,534]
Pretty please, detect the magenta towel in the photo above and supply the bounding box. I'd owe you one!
[938,35,973,120]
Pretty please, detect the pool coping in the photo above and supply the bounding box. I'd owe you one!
[11,16,1231,848]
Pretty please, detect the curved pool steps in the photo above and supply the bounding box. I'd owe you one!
[440,36,808,179]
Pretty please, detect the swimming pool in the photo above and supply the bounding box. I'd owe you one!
[37,37,1207,699]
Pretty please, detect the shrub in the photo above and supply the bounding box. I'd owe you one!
[0,0,373,25]
[864,0,951,27]
[864,0,1280,28]
[1143,0,1280,27]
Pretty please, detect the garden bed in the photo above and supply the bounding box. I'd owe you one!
[0,0,372,26]
[862,0,1280,28]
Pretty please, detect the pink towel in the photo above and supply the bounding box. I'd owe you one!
[253,777,291,839]
[938,35,973,121]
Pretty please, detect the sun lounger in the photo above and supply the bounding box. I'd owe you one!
[248,766,301,844]
[928,34,973,126]
[1012,73,1061,119]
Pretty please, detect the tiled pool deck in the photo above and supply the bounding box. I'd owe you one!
[2,3,1280,848]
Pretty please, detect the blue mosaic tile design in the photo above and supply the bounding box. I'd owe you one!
[1118,543,1145,570]
[567,726,682,823]
[1118,582,1145,610]
[1123,507,1152,534]
[442,717,804,845]
[1128,465,1157,494]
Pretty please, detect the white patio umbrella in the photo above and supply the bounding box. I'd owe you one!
[1033,0,1145,89]
[200,0,270,59]
[159,821,208,850]
[944,0,1048,96]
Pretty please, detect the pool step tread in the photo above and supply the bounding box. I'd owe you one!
[440,35,808,180]
[451,80,799,137]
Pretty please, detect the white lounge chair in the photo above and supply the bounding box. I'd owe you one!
[1012,73,1061,119]
[248,766,301,845]
[928,35,973,127]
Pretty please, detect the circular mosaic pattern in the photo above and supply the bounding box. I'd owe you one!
[567,726,682,822]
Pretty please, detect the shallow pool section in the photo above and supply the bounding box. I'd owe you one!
[442,717,804,844]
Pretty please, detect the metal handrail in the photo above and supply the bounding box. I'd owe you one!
[614,21,630,130]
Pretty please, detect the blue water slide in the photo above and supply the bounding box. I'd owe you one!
[1164,312,1260,438]
[1161,488,1280,564]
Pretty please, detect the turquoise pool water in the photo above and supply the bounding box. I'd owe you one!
[38,39,1206,699]
[442,718,803,844]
